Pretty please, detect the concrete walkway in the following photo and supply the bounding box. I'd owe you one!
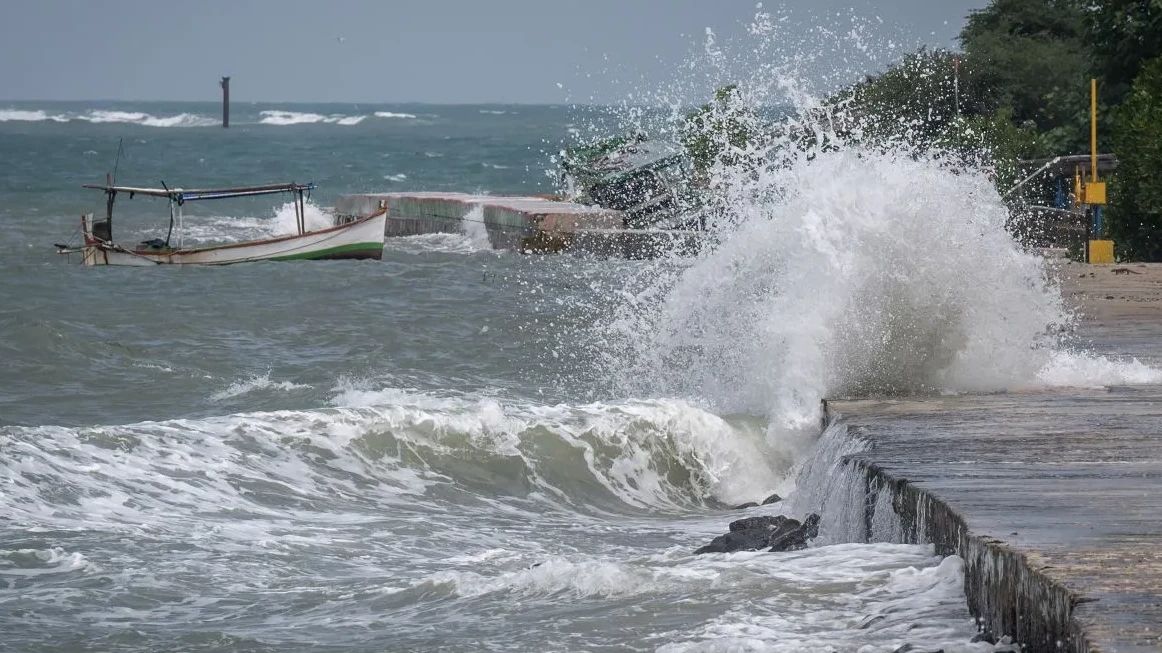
[829,262,1162,652]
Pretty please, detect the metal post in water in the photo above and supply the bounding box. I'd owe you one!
[220,76,231,128]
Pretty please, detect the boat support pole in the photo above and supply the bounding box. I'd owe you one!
[166,198,176,247]
[296,189,305,235]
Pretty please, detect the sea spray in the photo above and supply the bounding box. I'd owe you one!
[138,200,334,244]
[461,204,492,249]
[271,199,333,235]
[570,8,1100,456]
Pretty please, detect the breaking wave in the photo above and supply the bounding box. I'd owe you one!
[586,9,1162,450]
[259,110,366,126]
[0,108,217,127]
[0,388,786,534]
[0,109,69,123]
[78,110,219,127]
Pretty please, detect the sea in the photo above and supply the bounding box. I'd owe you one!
[0,99,1155,653]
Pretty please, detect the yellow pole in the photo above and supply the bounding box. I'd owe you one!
[1091,78,1098,182]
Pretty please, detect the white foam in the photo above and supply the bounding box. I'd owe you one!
[269,200,334,235]
[328,387,784,508]
[259,110,366,126]
[1037,350,1162,386]
[0,109,68,122]
[383,232,483,254]
[139,201,334,245]
[461,204,492,249]
[374,111,418,119]
[78,110,217,127]
[0,108,216,126]
[209,372,311,402]
[657,548,999,653]
[0,547,92,577]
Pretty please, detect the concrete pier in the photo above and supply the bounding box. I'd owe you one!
[826,263,1162,652]
[334,192,701,258]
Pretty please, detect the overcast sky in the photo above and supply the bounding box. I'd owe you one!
[0,0,989,103]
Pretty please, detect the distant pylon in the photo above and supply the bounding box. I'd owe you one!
[220,76,231,128]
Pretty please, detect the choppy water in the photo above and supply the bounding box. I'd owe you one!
[3,90,1159,652]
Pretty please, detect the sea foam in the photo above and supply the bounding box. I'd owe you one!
[259,110,366,126]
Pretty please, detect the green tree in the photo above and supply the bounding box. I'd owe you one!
[1107,56,1162,260]
[959,0,1091,154]
[681,85,760,172]
[837,48,971,144]
[936,108,1041,191]
[1086,0,1162,105]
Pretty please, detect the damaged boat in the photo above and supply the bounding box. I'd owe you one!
[59,181,386,266]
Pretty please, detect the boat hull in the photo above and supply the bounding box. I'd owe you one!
[82,212,386,266]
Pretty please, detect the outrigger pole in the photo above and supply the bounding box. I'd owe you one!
[161,181,175,246]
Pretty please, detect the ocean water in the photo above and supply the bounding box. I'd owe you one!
[0,100,991,653]
[3,86,1159,652]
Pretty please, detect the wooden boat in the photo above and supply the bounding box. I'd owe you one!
[60,182,386,266]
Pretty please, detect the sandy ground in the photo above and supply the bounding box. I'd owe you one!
[1049,259,1162,362]
[1057,259,1162,321]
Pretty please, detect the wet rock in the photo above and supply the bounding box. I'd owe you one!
[768,513,820,552]
[729,515,790,532]
[694,513,821,554]
[761,493,782,505]
[693,529,774,554]
[731,501,759,510]
[969,631,996,644]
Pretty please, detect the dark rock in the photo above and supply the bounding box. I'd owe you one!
[768,513,820,552]
[970,631,996,644]
[696,513,822,554]
[731,501,759,510]
[761,493,782,505]
[729,515,791,532]
[891,646,944,653]
[694,528,774,554]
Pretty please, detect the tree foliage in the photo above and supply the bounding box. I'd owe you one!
[1107,55,1162,260]
[935,108,1041,191]
[681,85,761,172]
[1086,0,1162,105]
[959,0,1091,154]
[838,48,972,144]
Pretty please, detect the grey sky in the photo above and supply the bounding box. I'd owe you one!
[0,1,989,103]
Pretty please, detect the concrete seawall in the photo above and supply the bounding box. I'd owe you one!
[334,192,701,257]
[822,262,1162,652]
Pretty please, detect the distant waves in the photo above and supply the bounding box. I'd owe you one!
[0,108,426,127]
[0,109,218,127]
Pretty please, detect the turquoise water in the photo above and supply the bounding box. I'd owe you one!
[0,102,993,652]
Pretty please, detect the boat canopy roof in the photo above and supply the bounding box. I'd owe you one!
[82,182,315,203]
